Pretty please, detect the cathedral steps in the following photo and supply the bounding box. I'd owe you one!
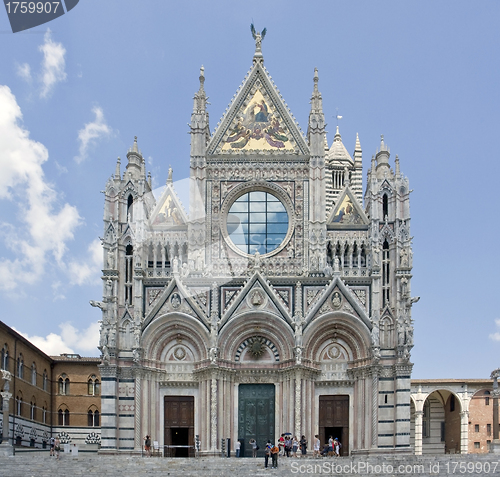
[0,452,498,476]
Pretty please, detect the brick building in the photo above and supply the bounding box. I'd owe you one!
[0,321,100,448]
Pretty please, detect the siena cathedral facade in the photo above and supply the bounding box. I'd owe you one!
[94,33,417,456]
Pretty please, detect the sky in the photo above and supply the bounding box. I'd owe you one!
[0,1,498,379]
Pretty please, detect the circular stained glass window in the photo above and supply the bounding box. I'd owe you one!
[227,191,289,255]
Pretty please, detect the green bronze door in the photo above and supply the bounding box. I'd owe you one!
[238,384,275,457]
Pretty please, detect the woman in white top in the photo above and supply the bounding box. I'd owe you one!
[313,434,320,458]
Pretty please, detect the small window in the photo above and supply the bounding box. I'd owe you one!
[17,354,24,379]
[474,442,480,449]
[58,408,70,426]
[475,424,480,432]
[486,397,490,406]
[487,440,492,450]
[16,395,22,416]
[43,371,48,392]
[87,409,100,427]
[487,424,492,436]
[88,375,100,396]
[30,401,36,421]
[1,345,8,371]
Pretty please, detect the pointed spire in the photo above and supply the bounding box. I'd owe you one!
[115,157,121,180]
[310,67,323,113]
[334,125,342,142]
[126,136,143,176]
[353,132,362,168]
[395,154,400,177]
[140,156,146,179]
[167,166,173,185]
[147,171,152,188]
[355,133,362,153]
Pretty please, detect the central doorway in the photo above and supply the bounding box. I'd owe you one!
[319,395,349,456]
[238,384,275,457]
[164,395,194,457]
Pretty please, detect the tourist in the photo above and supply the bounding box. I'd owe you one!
[249,438,258,458]
[144,435,151,456]
[49,436,55,457]
[334,438,341,457]
[54,437,61,460]
[300,435,307,457]
[285,435,292,457]
[271,442,279,468]
[264,440,272,468]
[292,436,299,457]
[278,433,285,455]
[313,434,320,458]
[235,439,241,457]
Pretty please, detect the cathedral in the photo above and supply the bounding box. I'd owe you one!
[95,30,417,456]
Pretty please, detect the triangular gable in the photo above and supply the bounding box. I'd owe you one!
[220,271,292,328]
[207,63,309,155]
[327,186,369,228]
[142,277,208,330]
[149,183,188,228]
[303,275,371,330]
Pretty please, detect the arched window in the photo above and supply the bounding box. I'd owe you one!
[17,353,24,378]
[127,194,134,222]
[58,374,70,395]
[125,244,133,305]
[380,316,394,348]
[88,375,100,396]
[16,392,22,416]
[43,370,48,392]
[382,194,388,219]
[30,399,36,421]
[58,407,70,426]
[42,404,47,424]
[31,363,37,386]
[1,344,8,371]
[382,240,390,307]
[485,390,491,406]
[88,409,100,427]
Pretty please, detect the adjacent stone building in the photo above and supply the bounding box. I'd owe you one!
[95,32,418,456]
[0,321,101,449]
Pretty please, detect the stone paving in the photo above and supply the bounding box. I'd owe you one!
[0,451,499,477]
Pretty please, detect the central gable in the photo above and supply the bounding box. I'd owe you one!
[207,64,309,156]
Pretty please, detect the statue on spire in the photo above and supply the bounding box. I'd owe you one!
[250,23,267,56]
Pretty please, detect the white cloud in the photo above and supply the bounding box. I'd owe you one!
[14,321,100,356]
[39,29,67,98]
[67,238,103,286]
[75,106,112,163]
[489,319,500,342]
[16,63,32,82]
[0,85,81,291]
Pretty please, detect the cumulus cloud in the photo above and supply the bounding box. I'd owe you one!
[75,106,113,163]
[39,29,67,98]
[14,321,100,356]
[0,85,81,291]
[67,238,103,286]
[489,319,500,342]
[16,62,32,82]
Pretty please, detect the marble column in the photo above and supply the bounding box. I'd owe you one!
[414,410,423,455]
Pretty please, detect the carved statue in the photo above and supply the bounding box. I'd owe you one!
[181,262,189,278]
[102,345,110,363]
[132,348,140,363]
[107,249,115,269]
[293,317,304,347]
[209,347,218,364]
[109,328,116,348]
[294,346,302,365]
[400,247,409,267]
[250,23,267,52]
[173,256,179,274]
[253,251,261,270]
[106,279,113,298]
[90,300,106,311]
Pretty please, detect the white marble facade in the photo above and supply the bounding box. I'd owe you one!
[95,33,417,455]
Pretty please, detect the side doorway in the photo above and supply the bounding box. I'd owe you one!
[164,395,194,457]
[319,395,349,456]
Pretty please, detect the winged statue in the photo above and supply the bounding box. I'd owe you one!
[250,23,267,51]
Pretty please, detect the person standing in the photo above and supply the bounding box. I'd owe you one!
[235,439,241,458]
[249,438,258,458]
[278,433,285,456]
[292,436,299,457]
[264,440,272,468]
[300,435,307,457]
[271,442,279,468]
[313,434,320,458]
[144,435,151,457]
[49,436,55,457]
[54,437,61,460]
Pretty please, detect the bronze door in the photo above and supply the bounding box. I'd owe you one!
[319,395,349,456]
[238,384,275,457]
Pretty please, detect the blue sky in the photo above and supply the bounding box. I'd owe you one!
[0,1,498,379]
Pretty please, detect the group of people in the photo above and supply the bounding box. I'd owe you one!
[237,433,341,466]
[49,436,61,459]
[315,434,342,457]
